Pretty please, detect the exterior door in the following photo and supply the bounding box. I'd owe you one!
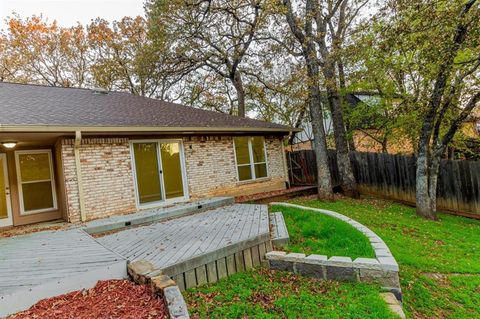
[160,142,185,200]
[0,154,13,227]
[131,140,188,208]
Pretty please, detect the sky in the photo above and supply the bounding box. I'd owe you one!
[0,0,146,30]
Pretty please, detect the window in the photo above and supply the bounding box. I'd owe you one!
[234,137,268,181]
[15,150,57,214]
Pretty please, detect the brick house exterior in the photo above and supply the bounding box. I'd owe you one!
[60,136,287,223]
[0,83,294,227]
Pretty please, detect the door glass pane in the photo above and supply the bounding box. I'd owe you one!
[0,157,7,219]
[18,153,51,182]
[234,137,251,165]
[238,165,252,181]
[254,163,267,179]
[161,142,184,199]
[251,137,266,163]
[133,143,162,204]
[22,181,54,212]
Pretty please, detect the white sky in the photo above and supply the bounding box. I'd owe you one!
[0,0,146,30]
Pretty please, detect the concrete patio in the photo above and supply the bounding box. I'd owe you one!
[0,198,271,316]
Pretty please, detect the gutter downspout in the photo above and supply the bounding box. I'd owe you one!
[74,130,87,222]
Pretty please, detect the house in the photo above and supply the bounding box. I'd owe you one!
[287,92,412,154]
[0,82,295,227]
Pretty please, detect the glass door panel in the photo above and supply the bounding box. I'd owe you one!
[133,143,163,204]
[160,142,184,199]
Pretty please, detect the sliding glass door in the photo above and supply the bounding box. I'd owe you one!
[131,140,187,207]
[160,143,185,199]
[132,143,163,204]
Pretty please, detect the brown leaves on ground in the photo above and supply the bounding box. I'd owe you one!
[8,280,167,319]
[235,186,315,203]
[0,223,67,238]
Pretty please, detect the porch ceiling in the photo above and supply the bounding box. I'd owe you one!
[0,132,69,148]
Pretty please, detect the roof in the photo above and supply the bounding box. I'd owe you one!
[0,82,294,134]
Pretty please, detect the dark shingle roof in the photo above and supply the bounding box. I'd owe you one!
[0,82,291,133]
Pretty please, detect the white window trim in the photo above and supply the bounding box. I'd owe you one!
[15,149,58,215]
[233,137,269,182]
[130,139,189,210]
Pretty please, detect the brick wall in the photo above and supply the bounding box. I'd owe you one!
[183,136,287,198]
[61,138,136,222]
[60,135,287,222]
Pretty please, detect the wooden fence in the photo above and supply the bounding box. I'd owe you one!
[287,150,480,217]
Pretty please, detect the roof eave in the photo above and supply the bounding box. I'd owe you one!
[0,125,301,134]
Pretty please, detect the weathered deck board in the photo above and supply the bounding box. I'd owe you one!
[0,229,124,297]
[97,204,270,270]
[0,201,270,315]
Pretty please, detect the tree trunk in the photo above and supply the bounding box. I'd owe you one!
[288,107,306,145]
[415,137,437,219]
[323,63,359,198]
[232,71,246,117]
[337,60,356,151]
[381,137,388,153]
[428,154,442,215]
[345,121,356,152]
[306,63,334,201]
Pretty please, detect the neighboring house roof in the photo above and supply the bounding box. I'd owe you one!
[0,82,294,133]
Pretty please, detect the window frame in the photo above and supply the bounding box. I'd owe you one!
[15,149,58,215]
[233,137,269,182]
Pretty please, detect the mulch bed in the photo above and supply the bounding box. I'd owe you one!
[8,280,167,319]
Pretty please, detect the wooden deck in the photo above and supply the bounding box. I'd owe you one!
[0,229,126,316]
[97,204,270,270]
[0,201,271,315]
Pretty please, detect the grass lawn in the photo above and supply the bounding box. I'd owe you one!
[271,205,375,259]
[185,268,398,319]
[290,196,480,319]
[185,196,479,318]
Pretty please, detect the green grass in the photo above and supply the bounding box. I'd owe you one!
[185,196,480,318]
[290,196,480,319]
[271,205,375,259]
[185,268,398,319]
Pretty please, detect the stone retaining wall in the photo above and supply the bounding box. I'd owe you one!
[128,260,190,319]
[268,202,402,300]
[267,251,400,297]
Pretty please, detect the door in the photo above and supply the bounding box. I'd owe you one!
[0,154,13,227]
[131,140,188,208]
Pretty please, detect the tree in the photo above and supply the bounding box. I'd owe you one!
[147,0,269,117]
[281,0,370,198]
[357,0,480,219]
[414,0,479,219]
[88,16,177,99]
[1,15,91,87]
[281,0,334,200]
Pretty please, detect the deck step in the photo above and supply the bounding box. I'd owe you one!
[270,212,290,247]
[82,197,234,235]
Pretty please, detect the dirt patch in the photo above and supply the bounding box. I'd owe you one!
[235,186,316,203]
[8,280,167,319]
